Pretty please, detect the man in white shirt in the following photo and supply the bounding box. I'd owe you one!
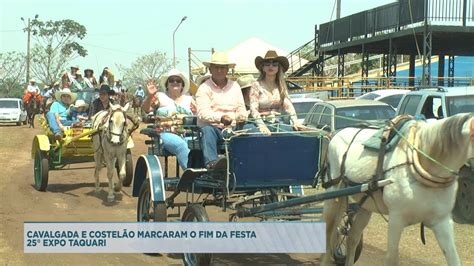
[23,79,42,105]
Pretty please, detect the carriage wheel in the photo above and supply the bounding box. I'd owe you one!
[333,212,363,265]
[33,151,49,191]
[182,204,212,266]
[137,179,167,222]
[452,175,474,224]
[122,149,134,187]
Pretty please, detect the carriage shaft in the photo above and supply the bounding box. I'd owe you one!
[237,180,392,218]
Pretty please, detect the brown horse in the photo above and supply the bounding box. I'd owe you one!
[131,95,143,114]
[25,96,41,128]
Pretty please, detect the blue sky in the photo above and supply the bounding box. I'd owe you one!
[1,0,393,78]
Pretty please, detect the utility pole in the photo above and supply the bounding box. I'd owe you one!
[336,0,341,19]
[21,14,38,83]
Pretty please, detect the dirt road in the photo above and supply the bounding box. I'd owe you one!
[0,122,473,265]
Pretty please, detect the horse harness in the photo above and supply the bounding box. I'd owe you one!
[322,115,414,192]
[92,109,139,153]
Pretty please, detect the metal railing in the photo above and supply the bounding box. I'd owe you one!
[319,0,474,47]
[286,75,474,98]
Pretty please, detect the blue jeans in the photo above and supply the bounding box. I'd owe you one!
[160,132,190,170]
[46,111,74,135]
[200,126,224,165]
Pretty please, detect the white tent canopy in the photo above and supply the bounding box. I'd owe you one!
[227,37,309,75]
[191,37,309,76]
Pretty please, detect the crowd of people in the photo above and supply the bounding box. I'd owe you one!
[143,49,304,170]
[24,65,128,140]
[24,50,304,167]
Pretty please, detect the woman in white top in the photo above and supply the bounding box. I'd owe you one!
[142,69,195,169]
[249,50,305,135]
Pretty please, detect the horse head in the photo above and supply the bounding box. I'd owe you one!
[414,113,474,181]
[106,103,130,145]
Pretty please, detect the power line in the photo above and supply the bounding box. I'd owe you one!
[0,29,22,33]
[78,41,144,56]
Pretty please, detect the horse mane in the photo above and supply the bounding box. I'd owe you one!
[417,113,472,159]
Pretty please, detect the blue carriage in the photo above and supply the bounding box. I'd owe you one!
[132,118,366,265]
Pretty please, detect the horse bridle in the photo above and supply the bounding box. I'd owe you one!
[102,108,139,145]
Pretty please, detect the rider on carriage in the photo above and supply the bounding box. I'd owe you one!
[61,65,81,90]
[23,78,43,106]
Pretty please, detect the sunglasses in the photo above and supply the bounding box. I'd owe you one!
[168,78,183,84]
[263,61,279,67]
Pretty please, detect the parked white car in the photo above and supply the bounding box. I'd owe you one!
[356,89,410,110]
[0,98,27,125]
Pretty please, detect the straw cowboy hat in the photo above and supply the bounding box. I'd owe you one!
[29,78,36,83]
[70,65,79,70]
[203,51,236,68]
[55,88,77,102]
[237,74,256,89]
[73,99,89,109]
[159,69,190,94]
[255,50,289,72]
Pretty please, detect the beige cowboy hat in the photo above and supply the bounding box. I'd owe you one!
[255,50,289,72]
[29,78,36,83]
[203,51,236,68]
[73,99,89,109]
[55,88,77,102]
[159,69,190,94]
[237,74,256,89]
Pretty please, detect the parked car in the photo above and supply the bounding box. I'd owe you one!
[303,99,396,132]
[289,97,323,124]
[396,86,474,119]
[396,86,474,224]
[0,98,27,126]
[356,89,410,110]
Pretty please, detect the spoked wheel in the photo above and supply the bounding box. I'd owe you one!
[182,204,212,266]
[333,212,363,266]
[452,172,474,224]
[34,151,49,191]
[122,149,134,187]
[137,179,167,222]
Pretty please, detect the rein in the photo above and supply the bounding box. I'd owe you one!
[405,125,457,188]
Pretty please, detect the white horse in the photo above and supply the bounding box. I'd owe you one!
[92,103,132,202]
[321,113,474,266]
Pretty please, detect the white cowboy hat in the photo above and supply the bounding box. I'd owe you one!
[202,51,236,68]
[73,99,89,109]
[237,74,256,89]
[30,78,36,83]
[159,69,190,95]
[55,88,77,102]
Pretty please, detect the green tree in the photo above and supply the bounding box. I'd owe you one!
[29,19,87,85]
[0,52,26,97]
[116,51,172,93]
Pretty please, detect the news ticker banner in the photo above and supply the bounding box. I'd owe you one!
[24,222,326,253]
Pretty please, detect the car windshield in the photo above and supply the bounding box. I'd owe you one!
[335,105,395,129]
[0,100,19,109]
[75,90,99,105]
[358,93,380,100]
[447,95,474,115]
[293,101,318,119]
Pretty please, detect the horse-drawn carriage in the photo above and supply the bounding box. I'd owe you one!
[31,89,135,191]
[132,118,373,265]
[133,113,474,265]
